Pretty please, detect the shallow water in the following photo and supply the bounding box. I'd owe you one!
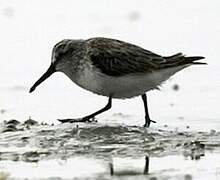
[0,121,220,179]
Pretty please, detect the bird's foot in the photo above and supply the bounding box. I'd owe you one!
[144,119,156,127]
[58,116,97,123]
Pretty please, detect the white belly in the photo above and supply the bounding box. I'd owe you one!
[68,65,187,99]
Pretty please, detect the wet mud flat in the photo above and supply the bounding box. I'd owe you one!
[0,119,220,179]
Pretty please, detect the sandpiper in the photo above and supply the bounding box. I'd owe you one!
[29,37,206,127]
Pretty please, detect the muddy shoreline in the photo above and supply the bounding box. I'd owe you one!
[0,119,220,179]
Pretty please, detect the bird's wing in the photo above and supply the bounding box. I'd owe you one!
[85,38,166,76]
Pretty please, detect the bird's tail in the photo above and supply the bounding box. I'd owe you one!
[184,56,207,65]
[150,53,206,88]
[163,53,206,67]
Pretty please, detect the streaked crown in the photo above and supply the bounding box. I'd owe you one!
[51,39,85,65]
[51,39,73,64]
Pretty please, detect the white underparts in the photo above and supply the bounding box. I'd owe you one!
[67,65,188,99]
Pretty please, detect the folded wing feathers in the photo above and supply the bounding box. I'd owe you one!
[87,38,206,76]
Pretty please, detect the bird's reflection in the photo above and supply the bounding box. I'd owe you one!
[109,155,149,176]
[109,155,193,180]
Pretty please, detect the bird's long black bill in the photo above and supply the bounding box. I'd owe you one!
[29,64,55,93]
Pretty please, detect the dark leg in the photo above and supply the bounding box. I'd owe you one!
[58,97,112,123]
[141,94,156,127]
[82,97,112,121]
[143,155,149,175]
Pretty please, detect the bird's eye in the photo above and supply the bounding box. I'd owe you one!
[56,52,64,59]
[59,44,65,49]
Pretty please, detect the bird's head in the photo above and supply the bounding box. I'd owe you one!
[29,39,84,93]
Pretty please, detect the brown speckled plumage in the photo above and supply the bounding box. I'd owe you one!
[29,37,206,127]
[85,38,205,76]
